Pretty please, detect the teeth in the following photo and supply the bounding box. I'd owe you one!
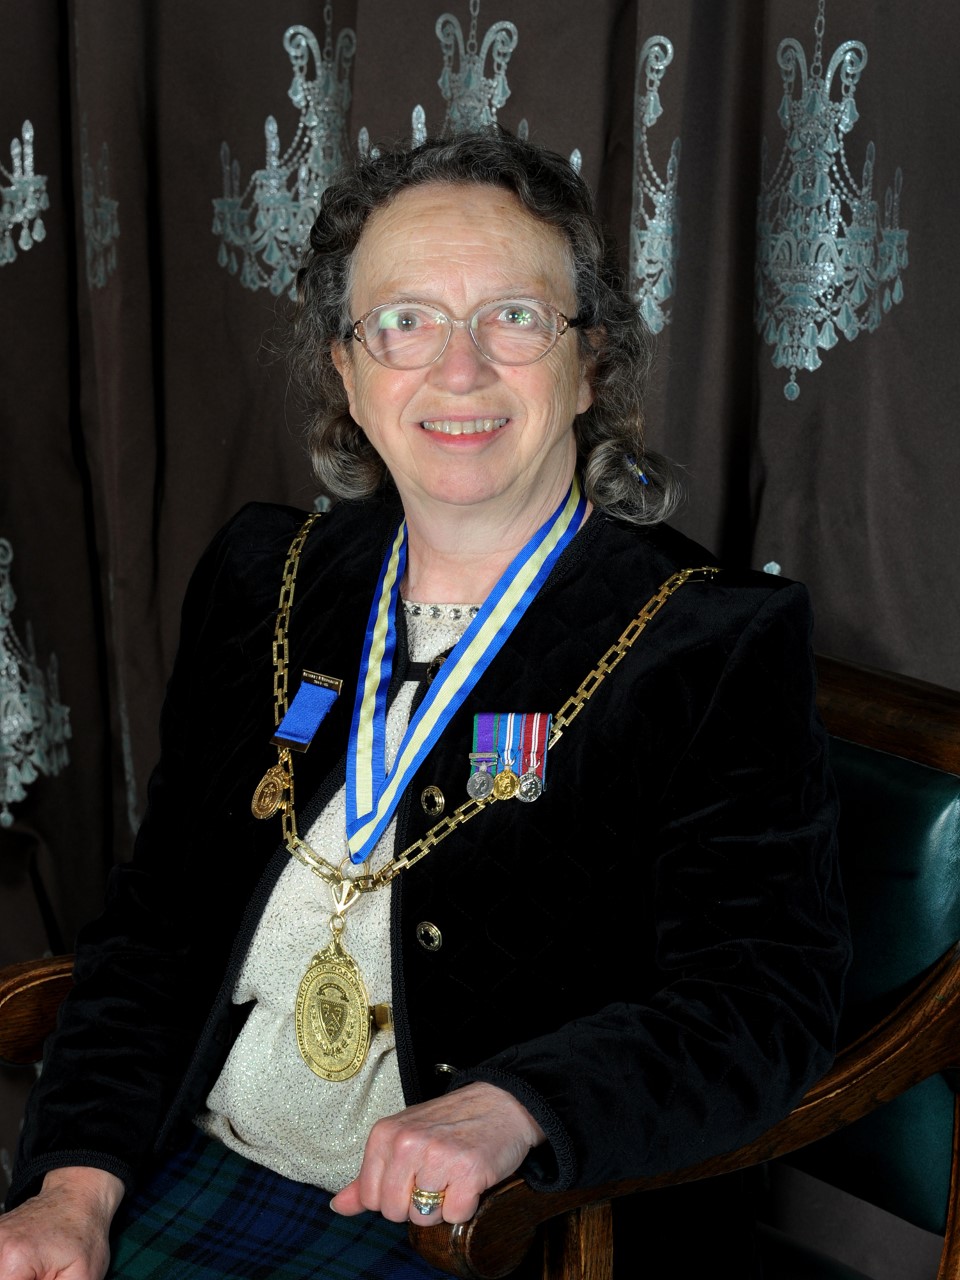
[420,417,508,435]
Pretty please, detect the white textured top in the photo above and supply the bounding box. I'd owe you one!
[199,602,475,1191]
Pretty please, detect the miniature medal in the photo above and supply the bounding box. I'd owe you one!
[516,712,551,803]
[493,718,520,799]
[295,931,371,1082]
[492,768,519,800]
[467,747,497,799]
[516,771,543,802]
[467,768,494,799]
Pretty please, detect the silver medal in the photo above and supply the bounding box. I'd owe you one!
[517,771,543,803]
[467,769,495,799]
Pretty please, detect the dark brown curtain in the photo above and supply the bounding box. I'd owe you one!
[1,0,956,1184]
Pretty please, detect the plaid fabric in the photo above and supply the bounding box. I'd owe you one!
[106,1127,450,1279]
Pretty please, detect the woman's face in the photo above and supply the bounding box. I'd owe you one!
[333,182,594,523]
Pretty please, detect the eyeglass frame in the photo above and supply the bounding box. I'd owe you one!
[346,297,584,370]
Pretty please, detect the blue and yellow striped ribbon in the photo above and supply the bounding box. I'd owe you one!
[345,478,587,863]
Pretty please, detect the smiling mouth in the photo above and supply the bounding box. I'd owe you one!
[420,417,508,436]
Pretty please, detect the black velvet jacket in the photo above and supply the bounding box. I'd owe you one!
[10,498,850,1207]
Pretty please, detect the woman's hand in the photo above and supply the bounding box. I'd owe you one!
[0,1166,123,1280]
[330,1081,545,1225]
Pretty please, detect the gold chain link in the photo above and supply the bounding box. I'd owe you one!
[272,513,324,728]
[548,565,717,746]
[267,514,717,894]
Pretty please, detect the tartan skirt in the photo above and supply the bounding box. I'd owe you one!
[106,1126,451,1279]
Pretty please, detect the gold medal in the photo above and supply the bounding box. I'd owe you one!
[295,931,372,1082]
[251,764,286,819]
[492,768,519,800]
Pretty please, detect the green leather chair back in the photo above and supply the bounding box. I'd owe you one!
[790,737,960,1234]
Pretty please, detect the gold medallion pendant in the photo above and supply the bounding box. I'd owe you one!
[251,764,286,819]
[295,933,371,1081]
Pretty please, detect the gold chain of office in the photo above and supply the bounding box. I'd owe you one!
[257,510,718,894]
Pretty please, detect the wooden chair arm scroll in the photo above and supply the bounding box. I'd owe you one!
[0,954,74,1067]
[410,943,960,1279]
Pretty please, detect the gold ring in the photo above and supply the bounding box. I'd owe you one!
[411,1186,446,1216]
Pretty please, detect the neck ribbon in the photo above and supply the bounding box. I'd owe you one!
[345,477,587,863]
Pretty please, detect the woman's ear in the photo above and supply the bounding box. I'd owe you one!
[576,327,604,415]
[576,368,595,415]
[331,340,355,408]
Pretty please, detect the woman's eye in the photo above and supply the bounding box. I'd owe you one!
[491,303,550,330]
[498,305,536,327]
[379,309,426,332]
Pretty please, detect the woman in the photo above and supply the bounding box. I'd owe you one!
[0,132,848,1278]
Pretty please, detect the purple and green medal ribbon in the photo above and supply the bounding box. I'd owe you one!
[345,477,587,864]
[469,713,498,778]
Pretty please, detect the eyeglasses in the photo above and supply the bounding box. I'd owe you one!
[349,298,582,370]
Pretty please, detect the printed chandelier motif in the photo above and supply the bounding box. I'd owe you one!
[81,119,119,289]
[436,0,518,133]
[0,120,48,267]
[0,540,71,828]
[360,0,519,155]
[630,35,680,334]
[212,5,356,298]
[755,0,908,400]
[359,1,582,176]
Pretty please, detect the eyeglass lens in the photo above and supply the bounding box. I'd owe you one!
[357,300,563,368]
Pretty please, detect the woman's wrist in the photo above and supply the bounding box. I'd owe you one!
[41,1165,126,1216]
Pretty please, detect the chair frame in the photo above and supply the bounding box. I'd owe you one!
[2,657,960,1279]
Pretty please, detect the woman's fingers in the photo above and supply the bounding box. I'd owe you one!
[331,1081,545,1226]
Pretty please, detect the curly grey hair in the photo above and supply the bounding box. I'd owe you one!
[289,130,681,524]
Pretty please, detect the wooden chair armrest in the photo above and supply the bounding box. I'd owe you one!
[412,943,960,1279]
[815,654,960,774]
[0,954,75,1066]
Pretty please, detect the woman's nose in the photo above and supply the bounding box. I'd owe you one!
[425,323,497,391]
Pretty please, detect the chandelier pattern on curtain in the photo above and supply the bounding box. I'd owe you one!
[360,0,518,156]
[359,2,583,175]
[0,540,71,829]
[755,0,908,400]
[436,0,517,132]
[0,120,48,267]
[81,120,119,289]
[630,35,680,334]
[212,5,356,298]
